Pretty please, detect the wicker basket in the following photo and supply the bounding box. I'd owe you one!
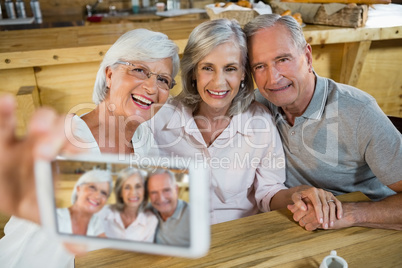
[205,4,258,27]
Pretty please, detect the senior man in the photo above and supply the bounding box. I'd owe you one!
[147,169,190,246]
[244,14,402,230]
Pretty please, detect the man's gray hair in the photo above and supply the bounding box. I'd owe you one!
[147,168,176,186]
[244,14,307,51]
[92,28,180,104]
[177,19,255,116]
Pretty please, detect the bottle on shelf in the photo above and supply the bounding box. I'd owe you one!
[132,0,140,14]
[30,0,43,23]
[16,0,27,18]
[5,0,17,19]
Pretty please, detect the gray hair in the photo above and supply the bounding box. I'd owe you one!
[147,168,176,188]
[176,19,255,116]
[71,169,113,205]
[244,14,307,51]
[113,167,148,212]
[93,29,180,104]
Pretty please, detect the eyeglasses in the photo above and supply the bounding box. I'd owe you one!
[116,61,176,91]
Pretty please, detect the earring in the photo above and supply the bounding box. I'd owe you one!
[191,80,196,88]
[240,80,245,89]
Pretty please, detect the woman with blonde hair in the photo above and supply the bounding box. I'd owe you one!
[98,167,157,242]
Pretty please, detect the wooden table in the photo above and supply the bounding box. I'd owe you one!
[75,192,402,267]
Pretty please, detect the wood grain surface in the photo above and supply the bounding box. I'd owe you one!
[75,192,402,268]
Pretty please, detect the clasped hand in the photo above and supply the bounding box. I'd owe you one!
[288,187,343,231]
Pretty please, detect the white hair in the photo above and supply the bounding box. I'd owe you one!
[92,29,180,104]
[71,169,113,204]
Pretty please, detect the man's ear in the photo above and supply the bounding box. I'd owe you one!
[305,44,313,73]
[175,184,179,195]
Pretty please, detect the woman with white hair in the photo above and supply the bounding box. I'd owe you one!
[0,28,179,267]
[69,28,180,155]
[98,167,158,242]
[0,169,113,267]
[57,169,113,237]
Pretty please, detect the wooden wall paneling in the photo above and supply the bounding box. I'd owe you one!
[0,68,38,135]
[16,86,42,137]
[36,62,99,115]
[310,43,344,82]
[0,68,37,94]
[1,45,109,70]
[356,39,402,116]
[1,31,69,53]
[340,41,371,87]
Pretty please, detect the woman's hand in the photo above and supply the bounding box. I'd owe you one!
[288,187,343,230]
[0,95,78,224]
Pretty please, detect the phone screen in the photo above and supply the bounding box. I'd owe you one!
[51,159,191,248]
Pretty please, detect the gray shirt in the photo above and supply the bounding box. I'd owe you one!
[256,73,402,201]
[153,199,190,247]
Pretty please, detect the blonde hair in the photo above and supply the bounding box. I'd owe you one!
[177,19,254,116]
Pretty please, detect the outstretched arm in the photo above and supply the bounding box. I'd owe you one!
[0,95,78,224]
[271,185,343,229]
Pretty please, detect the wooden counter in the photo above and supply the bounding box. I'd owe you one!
[0,11,401,134]
[75,192,402,267]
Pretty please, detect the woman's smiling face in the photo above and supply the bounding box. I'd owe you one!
[121,175,144,209]
[195,42,245,114]
[104,58,173,124]
[75,182,110,214]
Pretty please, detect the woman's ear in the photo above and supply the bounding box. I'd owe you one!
[105,66,113,88]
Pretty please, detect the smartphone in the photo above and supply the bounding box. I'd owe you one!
[34,153,210,258]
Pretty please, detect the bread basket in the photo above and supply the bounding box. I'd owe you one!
[205,4,259,27]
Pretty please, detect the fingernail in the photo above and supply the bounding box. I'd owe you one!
[324,223,328,229]
[319,218,323,224]
[330,221,334,227]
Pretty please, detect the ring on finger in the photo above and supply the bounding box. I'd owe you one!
[327,199,335,204]
[300,218,305,225]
